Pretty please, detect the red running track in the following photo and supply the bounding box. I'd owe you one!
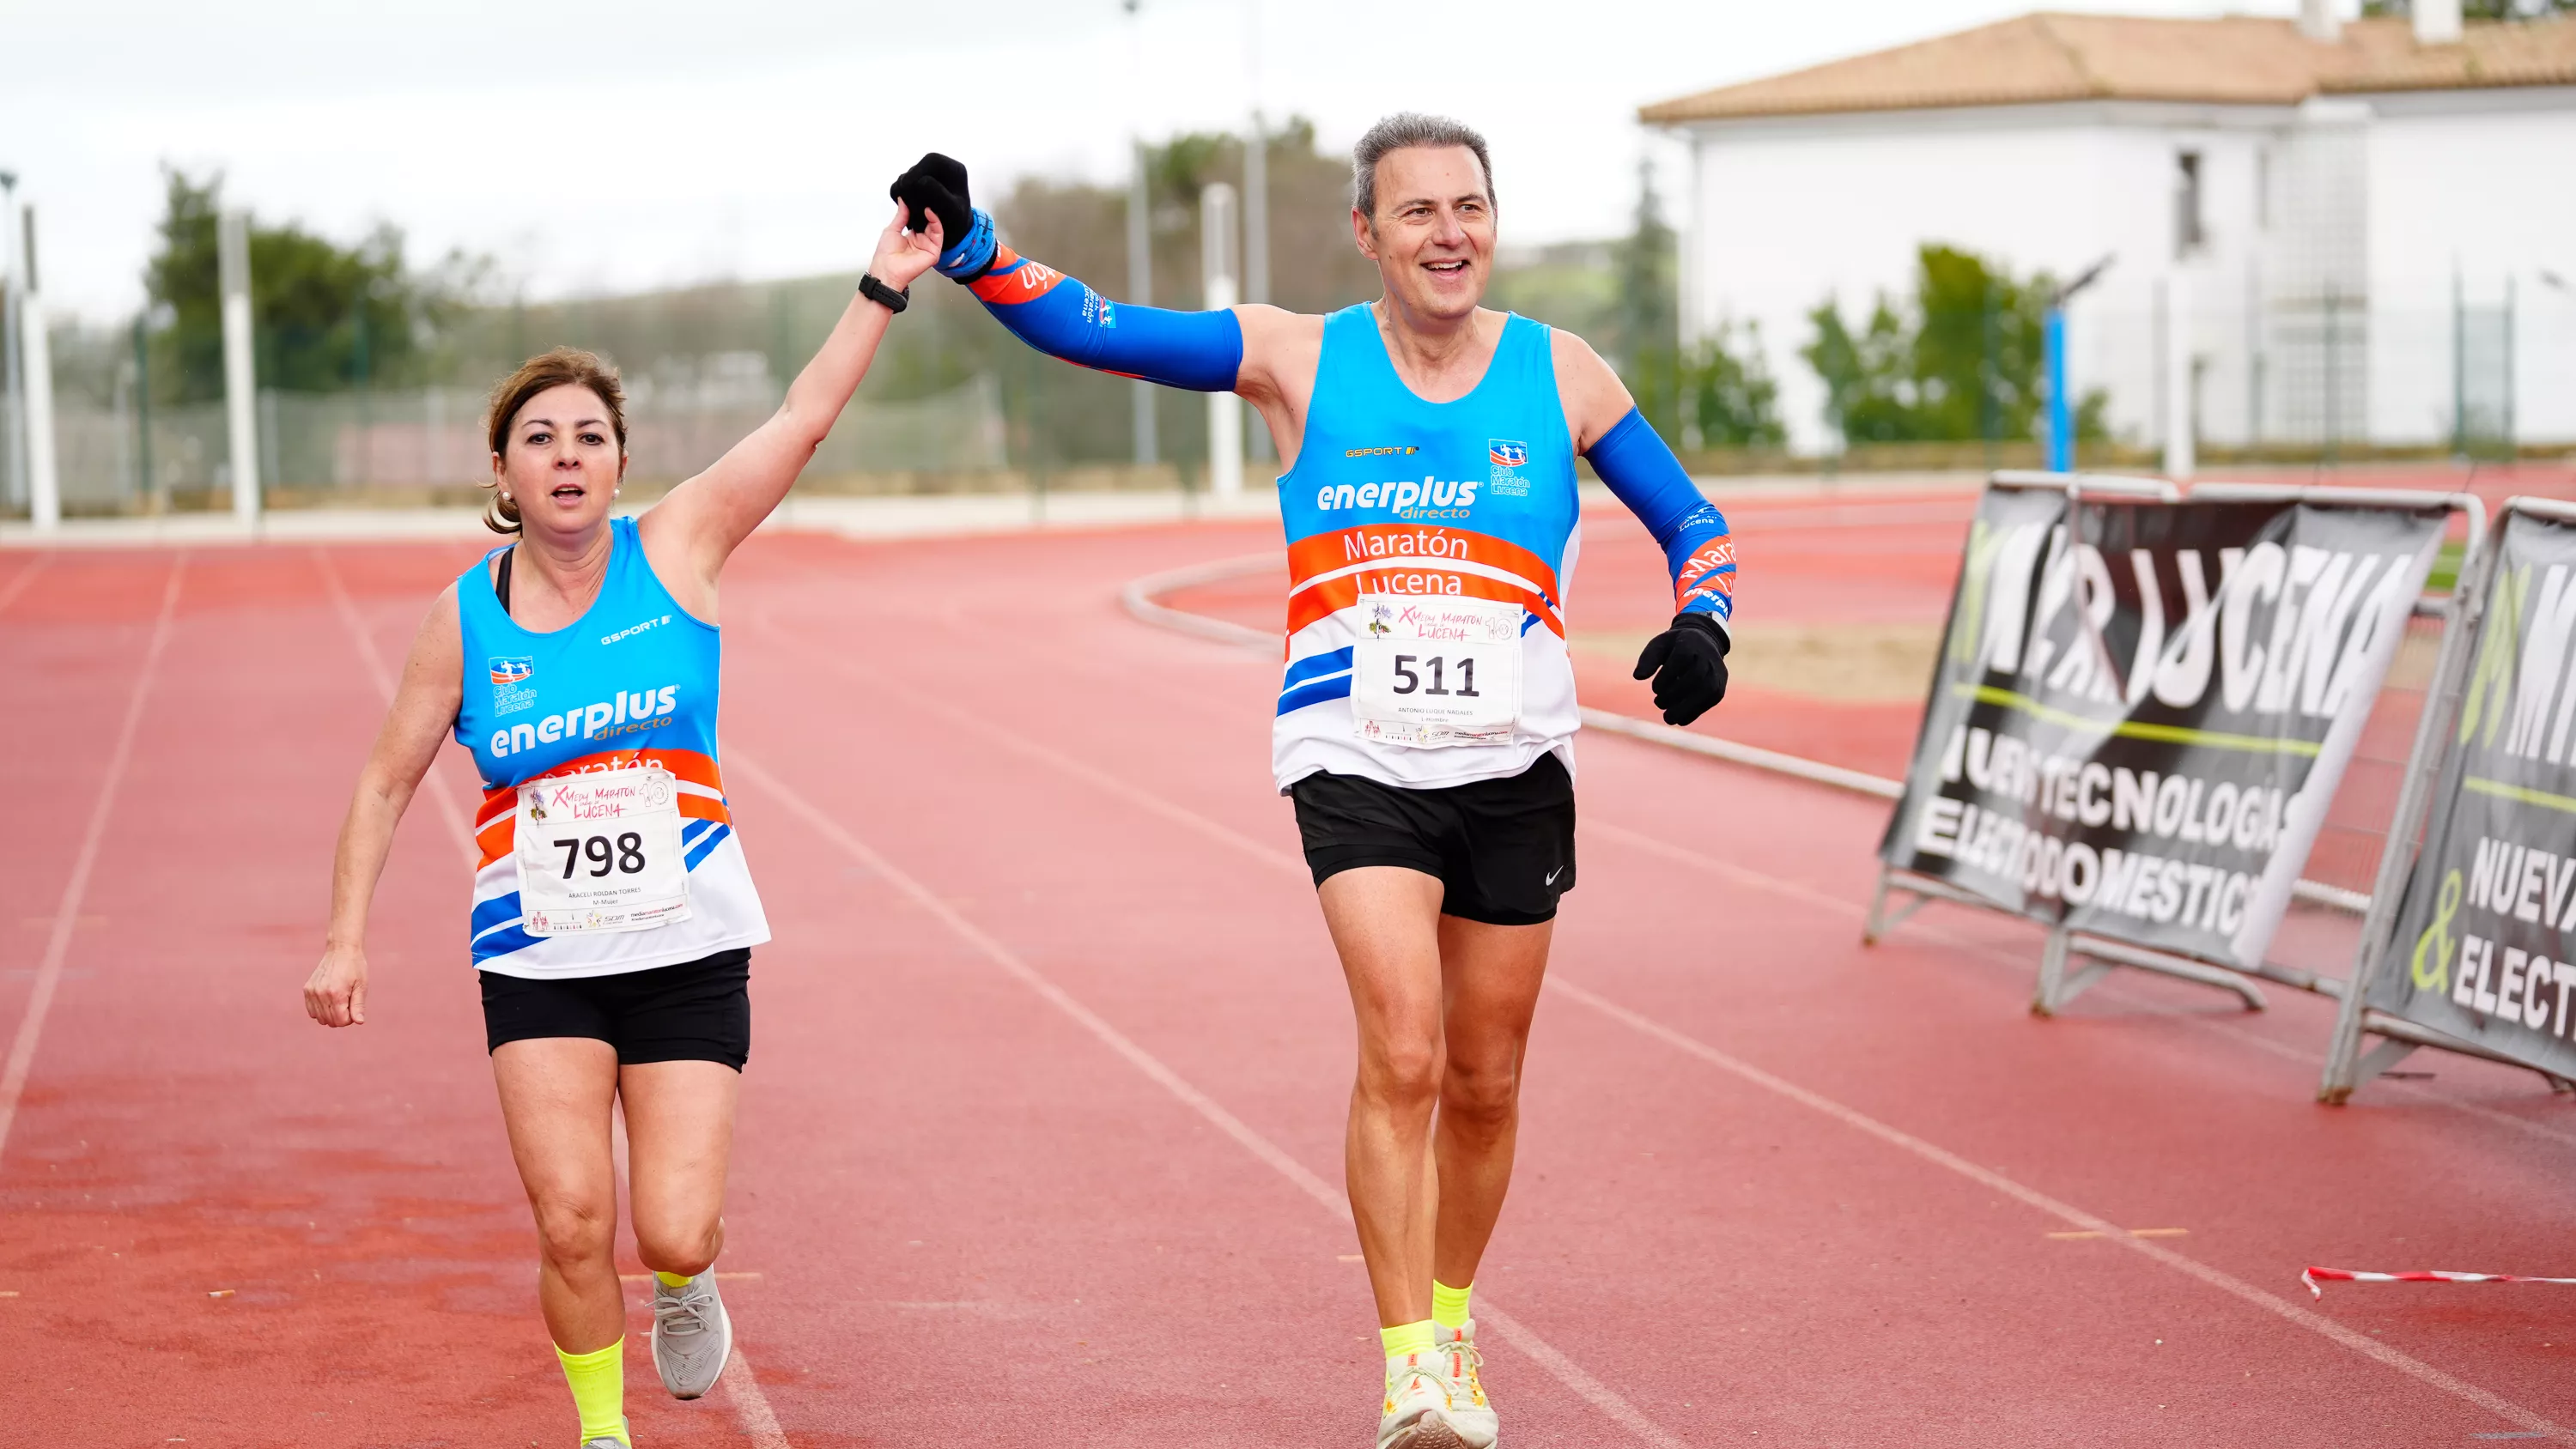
[8,517,2576,1447]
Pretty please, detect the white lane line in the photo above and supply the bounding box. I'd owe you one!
[0,552,55,618]
[724,747,1686,1449]
[316,547,793,1446]
[1548,976,2573,1443]
[752,609,1300,872]
[312,548,479,866]
[747,618,2567,1440]
[719,1348,792,1449]
[0,556,184,1167]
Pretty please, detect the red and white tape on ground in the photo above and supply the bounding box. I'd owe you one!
[2305,1267,2576,1298]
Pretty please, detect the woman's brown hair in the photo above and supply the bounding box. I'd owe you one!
[482,348,629,535]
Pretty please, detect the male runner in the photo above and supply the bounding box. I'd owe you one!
[891,116,1733,1448]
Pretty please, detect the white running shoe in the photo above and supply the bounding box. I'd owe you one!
[1437,1320,1498,1448]
[579,1420,629,1449]
[1378,1349,1465,1449]
[650,1270,733,1400]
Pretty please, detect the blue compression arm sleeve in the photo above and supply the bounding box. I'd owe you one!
[949,210,1243,393]
[1585,408,1735,629]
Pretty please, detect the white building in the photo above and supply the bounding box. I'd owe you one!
[1641,5,2576,459]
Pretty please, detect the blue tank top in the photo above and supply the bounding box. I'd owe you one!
[452,516,769,978]
[1271,306,1582,791]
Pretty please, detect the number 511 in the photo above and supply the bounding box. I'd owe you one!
[1390,655,1479,696]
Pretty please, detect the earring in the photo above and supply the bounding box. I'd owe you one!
[501,491,513,501]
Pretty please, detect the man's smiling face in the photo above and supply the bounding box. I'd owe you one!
[1355,144,1496,324]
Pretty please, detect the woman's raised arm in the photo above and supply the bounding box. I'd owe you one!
[306,585,469,1027]
[646,203,945,592]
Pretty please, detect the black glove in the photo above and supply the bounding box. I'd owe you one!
[1631,613,1730,726]
[890,152,974,245]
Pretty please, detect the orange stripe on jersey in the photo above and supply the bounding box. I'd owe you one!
[475,749,730,867]
[1288,572,1564,640]
[1287,526,1561,602]
[1285,525,1564,640]
[967,247,1069,306]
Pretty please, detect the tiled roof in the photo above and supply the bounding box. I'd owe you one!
[1637,13,2576,124]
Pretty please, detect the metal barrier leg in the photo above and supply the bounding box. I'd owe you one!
[2345,1036,2421,1094]
[2032,928,2074,1016]
[2036,933,2266,1016]
[2319,981,2374,1103]
[1862,868,1930,945]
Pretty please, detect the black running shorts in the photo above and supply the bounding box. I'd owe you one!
[1288,754,1576,926]
[479,948,752,1069]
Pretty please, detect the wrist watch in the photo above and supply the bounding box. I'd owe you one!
[858,272,908,314]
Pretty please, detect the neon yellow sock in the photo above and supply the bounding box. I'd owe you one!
[653,1270,691,1288]
[554,1339,628,1446]
[1432,1280,1473,1330]
[1381,1319,1437,1361]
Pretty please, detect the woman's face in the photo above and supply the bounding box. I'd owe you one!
[493,383,623,535]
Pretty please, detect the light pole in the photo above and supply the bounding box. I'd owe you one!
[19,202,58,532]
[1242,0,1272,464]
[220,208,261,527]
[1124,0,1157,473]
[1201,183,1242,498]
[1,169,20,517]
[2044,255,2113,475]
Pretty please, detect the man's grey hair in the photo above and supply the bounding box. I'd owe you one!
[1352,112,1494,222]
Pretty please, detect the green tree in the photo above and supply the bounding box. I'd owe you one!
[143,169,475,403]
[1803,243,2099,446]
[1911,245,2045,442]
[1612,159,1681,440]
[1680,322,1784,448]
[1802,294,1914,444]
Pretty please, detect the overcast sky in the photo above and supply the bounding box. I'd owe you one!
[4,0,2343,320]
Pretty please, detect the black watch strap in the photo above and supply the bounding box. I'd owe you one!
[858,272,909,313]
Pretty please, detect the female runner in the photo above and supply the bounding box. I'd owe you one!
[304,202,939,1447]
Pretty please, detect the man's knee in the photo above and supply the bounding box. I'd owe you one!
[1441,1057,1522,1131]
[1358,1020,1446,1110]
[531,1190,615,1268]
[635,1214,722,1278]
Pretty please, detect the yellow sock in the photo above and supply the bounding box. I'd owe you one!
[1381,1319,1437,1362]
[653,1270,691,1288]
[554,1339,628,1446]
[1432,1280,1473,1330]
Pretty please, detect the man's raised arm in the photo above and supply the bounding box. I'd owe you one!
[892,153,1247,393]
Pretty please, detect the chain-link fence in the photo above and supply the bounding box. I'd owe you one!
[9,269,2573,517]
[23,370,1013,514]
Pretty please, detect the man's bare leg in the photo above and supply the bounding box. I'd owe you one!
[1321,866,1450,1329]
[1431,913,1552,1293]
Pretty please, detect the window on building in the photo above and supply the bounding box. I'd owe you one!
[2176,151,2206,257]
[2255,147,2271,231]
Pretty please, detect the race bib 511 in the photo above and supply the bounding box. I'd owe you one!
[1349,596,1523,749]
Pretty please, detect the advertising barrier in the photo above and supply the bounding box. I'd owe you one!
[1868,473,2476,1016]
[2324,499,2576,1100]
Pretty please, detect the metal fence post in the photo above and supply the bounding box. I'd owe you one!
[132,316,155,512]
[2451,265,2466,459]
[21,203,59,532]
[219,209,261,527]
